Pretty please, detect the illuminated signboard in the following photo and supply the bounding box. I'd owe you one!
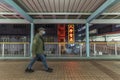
[58,24,65,42]
[68,24,74,43]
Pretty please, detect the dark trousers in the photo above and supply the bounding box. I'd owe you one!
[27,54,49,70]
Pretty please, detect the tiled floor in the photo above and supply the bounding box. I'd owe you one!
[0,60,120,80]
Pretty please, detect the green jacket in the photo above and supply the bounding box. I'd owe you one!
[32,33,45,54]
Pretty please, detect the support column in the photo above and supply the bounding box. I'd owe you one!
[94,43,96,56]
[104,35,107,42]
[30,23,34,57]
[86,23,90,57]
[80,44,82,57]
[115,44,117,56]
[24,43,26,57]
[2,43,4,57]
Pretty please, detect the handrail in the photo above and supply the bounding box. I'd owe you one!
[0,41,120,44]
[0,42,29,44]
[45,41,120,44]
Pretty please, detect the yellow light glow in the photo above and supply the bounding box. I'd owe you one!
[68,24,75,43]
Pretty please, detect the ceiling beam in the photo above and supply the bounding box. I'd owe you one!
[2,0,33,23]
[87,0,117,23]
[112,15,120,19]
[0,12,17,15]
[34,19,86,24]
[91,19,120,24]
[0,19,29,24]
[28,12,120,15]
[28,12,91,15]
[34,19,120,24]
[1,12,120,16]
[0,19,120,24]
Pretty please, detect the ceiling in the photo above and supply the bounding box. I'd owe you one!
[0,0,120,24]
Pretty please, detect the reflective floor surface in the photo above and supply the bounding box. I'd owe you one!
[0,60,120,80]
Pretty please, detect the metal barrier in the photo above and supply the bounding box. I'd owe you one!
[0,42,30,58]
[45,42,86,57]
[90,42,120,56]
[0,42,84,58]
[0,42,120,59]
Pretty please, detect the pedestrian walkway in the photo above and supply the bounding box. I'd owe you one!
[0,60,120,80]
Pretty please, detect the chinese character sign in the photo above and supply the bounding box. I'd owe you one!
[68,24,74,43]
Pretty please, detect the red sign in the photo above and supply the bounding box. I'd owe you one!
[58,24,66,42]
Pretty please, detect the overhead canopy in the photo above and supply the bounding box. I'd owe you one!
[0,0,120,24]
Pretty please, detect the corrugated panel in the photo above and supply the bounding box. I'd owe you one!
[106,2,120,12]
[86,0,106,12]
[49,0,55,12]
[1,0,119,20]
[0,3,13,12]
[37,0,48,12]
[15,0,106,13]
[76,0,87,12]
[64,0,70,12]
[0,2,22,19]
[44,0,52,12]
[68,0,75,12]
[54,0,60,12]
[16,0,39,12]
[83,0,96,12]
[59,0,65,12]
[26,0,39,12]
[72,0,81,12]
[75,0,105,12]
[14,0,30,12]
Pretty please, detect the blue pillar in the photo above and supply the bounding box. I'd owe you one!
[86,23,90,57]
[30,23,34,57]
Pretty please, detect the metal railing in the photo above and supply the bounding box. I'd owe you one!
[90,42,120,56]
[0,42,30,58]
[0,42,120,59]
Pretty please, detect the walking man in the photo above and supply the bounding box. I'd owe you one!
[25,27,53,73]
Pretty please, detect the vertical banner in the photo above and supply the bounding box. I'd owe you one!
[68,24,74,43]
[57,24,65,42]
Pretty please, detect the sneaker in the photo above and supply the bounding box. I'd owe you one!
[25,68,34,73]
[48,67,53,70]
[45,68,53,72]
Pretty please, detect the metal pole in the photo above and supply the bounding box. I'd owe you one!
[115,44,117,56]
[24,44,26,57]
[94,43,96,56]
[59,44,61,56]
[80,44,82,57]
[30,23,34,57]
[2,43,4,57]
[86,23,90,57]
